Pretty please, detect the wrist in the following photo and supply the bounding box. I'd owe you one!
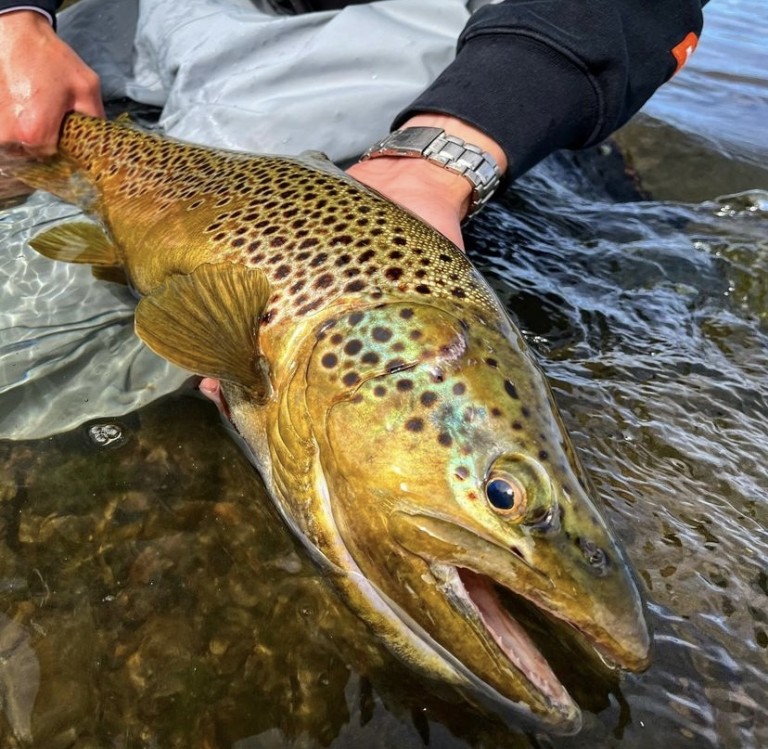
[399,114,508,174]
[0,8,54,36]
[350,156,472,220]
[358,115,505,222]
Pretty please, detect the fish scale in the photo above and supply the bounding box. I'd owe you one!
[55,115,495,332]
[10,113,651,735]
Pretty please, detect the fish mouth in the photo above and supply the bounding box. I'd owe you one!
[451,565,581,728]
[391,510,650,730]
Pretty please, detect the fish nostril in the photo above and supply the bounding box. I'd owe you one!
[578,537,609,573]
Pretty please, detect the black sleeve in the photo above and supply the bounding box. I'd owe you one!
[0,1,63,26]
[394,0,708,180]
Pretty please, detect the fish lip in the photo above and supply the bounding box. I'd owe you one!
[393,509,651,674]
[444,563,583,733]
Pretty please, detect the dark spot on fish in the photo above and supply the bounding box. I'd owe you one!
[415,284,431,294]
[315,273,334,289]
[335,235,354,246]
[405,418,424,433]
[345,340,363,356]
[310,253,328,267]
[491,407,502,417]
[261,310,275,324]
[453,382,466,396]
[300,237,318,249]
[400,308,414,319]
[372,326,392,342]
[386,358,407,373]
[348,311,364,325]
[374,385,386,397]
[389,250,403,260]
[452,287,466,298]
[345,280,366,293]
[351,393,364,404]
[321,353,338,369]
[438,432,453,447]
[415,269,427,279]
[335,254,351,266]
[342,372,360,387]
[393,236,407,246]
[396,379,413,392]
[439,253,453,263]
[331,333,343,345]
[385,267,404,281]
[270,236,286,248]
[485,357,498,367]
[522,406,531,418]
[409,330,422,340]
[538,450,549,461]
[420,392,437,407]
[298,299,322,315]
[358,249,376,263]
[504,381,519,399]
[275,264,291,279]
[512,421,523,430]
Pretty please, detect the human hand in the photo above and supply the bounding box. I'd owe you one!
[347,114,507,253]
[0,10,104,156]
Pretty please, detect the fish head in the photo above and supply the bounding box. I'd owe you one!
[301,299,650,733]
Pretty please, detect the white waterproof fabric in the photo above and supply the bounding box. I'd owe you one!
[0,0,472,439]
[63,0,471,159]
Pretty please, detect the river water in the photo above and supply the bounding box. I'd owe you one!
[0,1,766,748]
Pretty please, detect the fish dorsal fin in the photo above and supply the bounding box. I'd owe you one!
[29,221,120,267]
[297,150,349,179]
[135,263,271,395]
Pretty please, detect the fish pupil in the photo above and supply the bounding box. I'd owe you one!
[486,478,516,510]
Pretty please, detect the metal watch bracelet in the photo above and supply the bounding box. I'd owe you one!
[361,126,502,221]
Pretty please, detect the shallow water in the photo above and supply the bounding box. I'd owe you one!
[1,2,767,748]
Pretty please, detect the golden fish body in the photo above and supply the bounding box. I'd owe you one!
[14,114,650,733]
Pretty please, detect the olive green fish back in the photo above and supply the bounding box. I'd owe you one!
[52,114,500,328]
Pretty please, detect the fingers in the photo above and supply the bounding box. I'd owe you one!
[0,10,104,155]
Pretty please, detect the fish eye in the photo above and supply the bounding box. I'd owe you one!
[485,476,527,518]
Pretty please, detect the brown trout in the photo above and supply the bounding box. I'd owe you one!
[9,113,650,733]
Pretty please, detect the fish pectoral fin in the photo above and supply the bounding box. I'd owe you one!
[29,221,121,267]
[135,262,271,395]
[91,265,129,285]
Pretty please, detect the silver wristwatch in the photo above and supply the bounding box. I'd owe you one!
[361,126,502,221]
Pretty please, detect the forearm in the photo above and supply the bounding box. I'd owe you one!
[395,0,709,181]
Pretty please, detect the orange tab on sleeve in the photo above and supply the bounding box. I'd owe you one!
[672,31,699,74]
